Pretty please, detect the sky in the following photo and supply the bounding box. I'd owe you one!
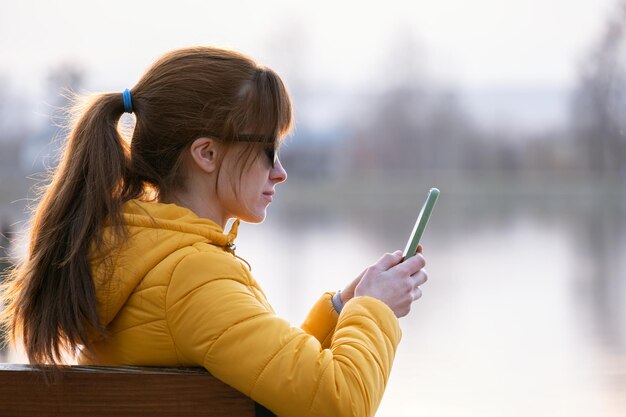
[0,0,620,130]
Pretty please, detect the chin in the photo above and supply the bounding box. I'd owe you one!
[239,209,267,224]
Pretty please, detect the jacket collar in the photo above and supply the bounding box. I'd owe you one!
[123,199,240,249]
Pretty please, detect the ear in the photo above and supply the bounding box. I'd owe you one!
[189,137,221,174]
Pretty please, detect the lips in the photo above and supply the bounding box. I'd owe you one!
[262,190,274,203]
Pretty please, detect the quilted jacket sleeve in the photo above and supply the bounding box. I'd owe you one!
[301,292,339,349]
[166,253,402,417]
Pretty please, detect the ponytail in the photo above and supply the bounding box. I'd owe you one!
[1,92,134,364]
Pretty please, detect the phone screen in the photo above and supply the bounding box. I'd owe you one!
[402,188,440,260]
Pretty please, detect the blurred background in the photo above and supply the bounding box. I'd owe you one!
[1,1,625,415]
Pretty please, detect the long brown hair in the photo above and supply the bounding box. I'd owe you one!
[0,46,293,364]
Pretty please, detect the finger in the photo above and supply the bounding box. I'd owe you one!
[343,270,364,297]
[411,269,428,286]
[395,253,426,275]
[417,244,423,253]
[373,250,404,271]
[412,287,423,301]
[353,268,367,284]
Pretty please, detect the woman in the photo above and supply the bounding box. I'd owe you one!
[1,46,428,416]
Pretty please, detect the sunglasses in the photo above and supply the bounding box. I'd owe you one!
[236,134,278,168]
[203,132,279,168]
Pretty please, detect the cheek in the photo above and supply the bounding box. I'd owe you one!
[243,178,264,203]
[215,169,239,204]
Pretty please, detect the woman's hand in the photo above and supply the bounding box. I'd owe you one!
[340,245,423,303]
[350,248,427,318]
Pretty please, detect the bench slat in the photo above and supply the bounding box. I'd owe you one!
[0,364,255,417]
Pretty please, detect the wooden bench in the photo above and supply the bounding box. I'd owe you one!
[0,364,276,417]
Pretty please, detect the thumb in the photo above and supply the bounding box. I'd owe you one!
[374,250,404,271]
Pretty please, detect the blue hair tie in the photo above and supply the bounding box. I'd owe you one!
[122,88,133,113]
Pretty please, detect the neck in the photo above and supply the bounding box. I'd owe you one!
[160,192,228,229]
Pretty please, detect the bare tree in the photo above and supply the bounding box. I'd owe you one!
[0,76,31,143]
[345,28,488,177]
[0,218,11,281]
[21,62,87,173]
[570,3,626,176]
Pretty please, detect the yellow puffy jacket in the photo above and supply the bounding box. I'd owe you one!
[79,200,402,417]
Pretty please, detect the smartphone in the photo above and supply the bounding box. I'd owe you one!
[402,188,440,261]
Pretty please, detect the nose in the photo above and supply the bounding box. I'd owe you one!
[271,157,287,183]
